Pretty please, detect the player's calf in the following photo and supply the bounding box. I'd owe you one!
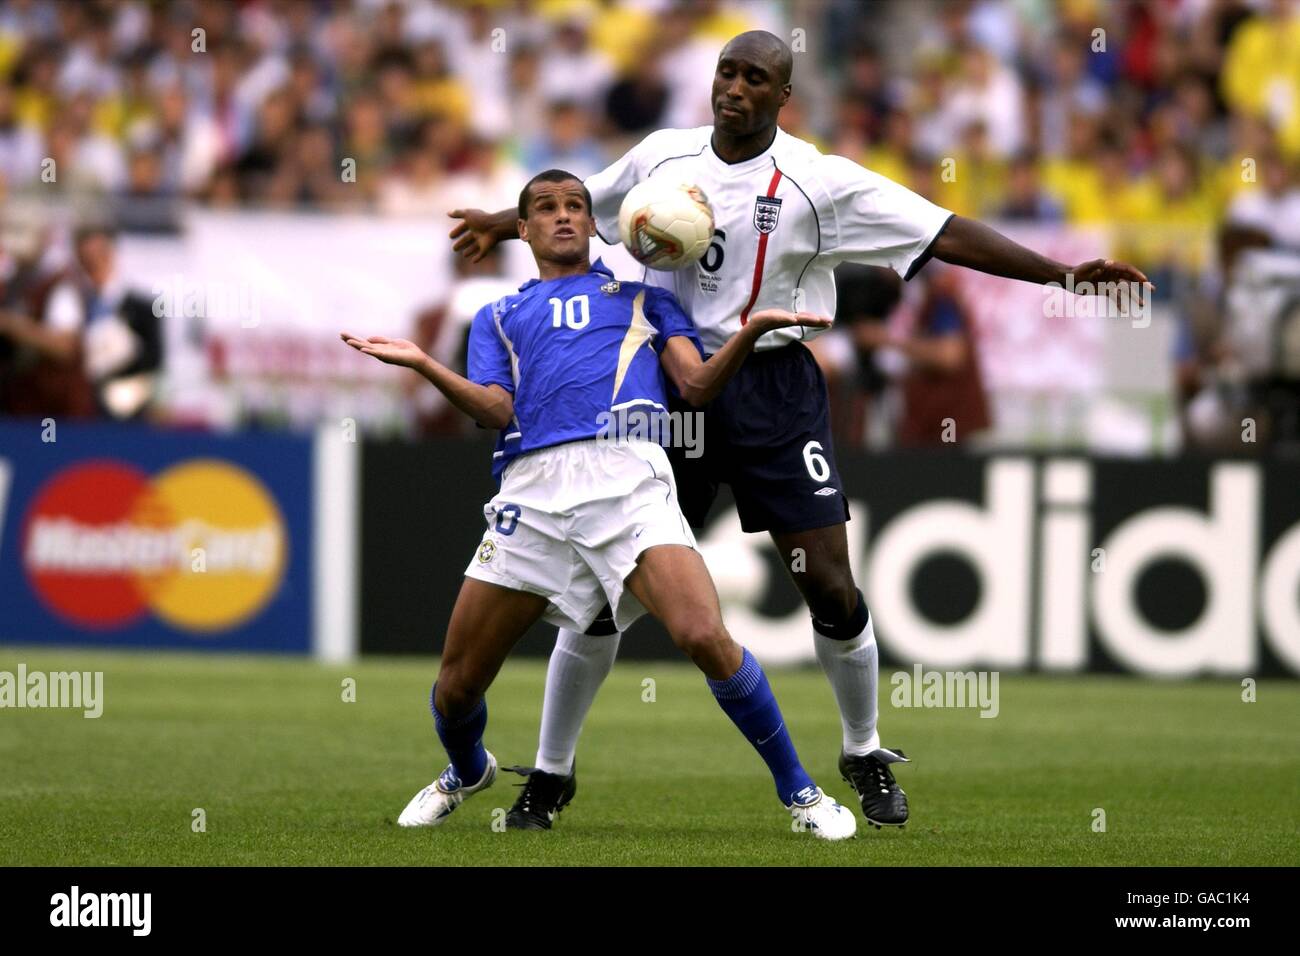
[396,682,497,828]
[706,648,857,841]
[404,579,543,829]
[774,535,859,627]
[628,545,856,839]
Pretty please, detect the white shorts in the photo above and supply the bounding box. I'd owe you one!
[464,439,697,633]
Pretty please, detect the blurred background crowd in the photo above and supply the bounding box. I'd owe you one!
[1,0,1298,453]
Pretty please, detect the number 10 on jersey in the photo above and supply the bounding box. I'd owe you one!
[549,294,590,330]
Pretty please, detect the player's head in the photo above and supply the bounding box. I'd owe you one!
[517,169,595,266]
[73,223,117,283]
[713,31,792,136]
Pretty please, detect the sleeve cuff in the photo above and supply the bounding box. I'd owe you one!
[904,212,955,282]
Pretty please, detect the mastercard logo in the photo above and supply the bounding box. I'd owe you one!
[21,459,287,632]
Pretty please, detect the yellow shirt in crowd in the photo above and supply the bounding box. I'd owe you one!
[1221,12,1300,158]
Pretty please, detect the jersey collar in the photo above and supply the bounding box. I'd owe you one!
[708,125,783,173]
[518,257,615,292]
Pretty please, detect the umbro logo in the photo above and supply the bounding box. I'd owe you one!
[813,487,838,496]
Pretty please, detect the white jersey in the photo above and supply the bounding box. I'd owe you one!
[584,125,954,353]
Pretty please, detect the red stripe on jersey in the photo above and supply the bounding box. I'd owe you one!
[738,167,784,325]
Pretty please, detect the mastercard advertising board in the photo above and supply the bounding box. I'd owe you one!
[0,421,314,652]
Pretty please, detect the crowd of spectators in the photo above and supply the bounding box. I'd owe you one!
[1,0,1294,229]
[1,0,1298,449]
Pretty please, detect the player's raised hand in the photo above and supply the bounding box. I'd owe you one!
[1070,258,1154,289]
[1068,258,1155,310]
[340,331,427,369]
[747,309,833,334]
[448,208,501,262]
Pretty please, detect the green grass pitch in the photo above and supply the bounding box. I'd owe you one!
[1,648,1297,866]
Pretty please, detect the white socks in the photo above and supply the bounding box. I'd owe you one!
[813,613,881,757]
[534,615,879,772]
[534,626,621,775]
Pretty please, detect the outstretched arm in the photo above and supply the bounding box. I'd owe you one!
[660,310,832,407]
[450,137,646,261]
[929,214,1152,290]
[339,332,514,429]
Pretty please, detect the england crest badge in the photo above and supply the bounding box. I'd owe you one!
[753,195,782,234]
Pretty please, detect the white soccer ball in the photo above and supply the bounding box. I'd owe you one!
[617,179,715,271]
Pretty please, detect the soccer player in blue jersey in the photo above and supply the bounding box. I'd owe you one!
[342,169,856,838]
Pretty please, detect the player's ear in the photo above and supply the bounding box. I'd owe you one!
[586,218,595,237]
[779,84,791,108]
[518,218,529,243]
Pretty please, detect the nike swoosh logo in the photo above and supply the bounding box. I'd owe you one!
[757,723,784,746]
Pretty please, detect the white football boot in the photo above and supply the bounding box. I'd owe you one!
[397,751,497,828]
[788,785,857,841]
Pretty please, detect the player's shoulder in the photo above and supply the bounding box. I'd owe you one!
[792,145,909,213]
[631,126,712,164]
[622,279,685,312]
[769,128,868,180]
[773,126,827,165]
[473,292,519,325]
[506,266,559,307]
[618,276,668,298]
[629,280,677,300]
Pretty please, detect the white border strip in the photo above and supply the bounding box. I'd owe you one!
[312,424,358,662]
[0,456,11,564]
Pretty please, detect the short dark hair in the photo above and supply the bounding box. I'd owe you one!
[518,169,592,220]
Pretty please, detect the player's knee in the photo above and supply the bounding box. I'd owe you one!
[669,617,730,662]
[433,666,484,718]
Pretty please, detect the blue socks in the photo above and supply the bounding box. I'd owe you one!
[431,684,488,785]
[707,649,817,806]
[431,655,816,808]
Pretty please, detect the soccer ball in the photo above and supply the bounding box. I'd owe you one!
[618,179,715,271]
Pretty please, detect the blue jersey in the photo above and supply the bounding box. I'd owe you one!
[468,258,703,481]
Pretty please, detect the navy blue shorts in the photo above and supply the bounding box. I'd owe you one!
[668,341,850,534]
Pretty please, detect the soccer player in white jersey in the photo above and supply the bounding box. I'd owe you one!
[449,32,1149,831]
[344,169,855,838]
